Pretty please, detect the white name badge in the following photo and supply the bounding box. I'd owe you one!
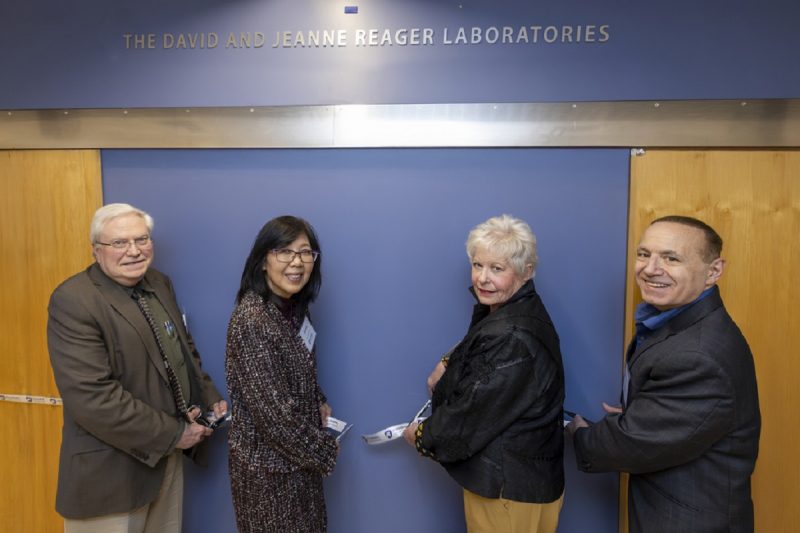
[299,315,316,352]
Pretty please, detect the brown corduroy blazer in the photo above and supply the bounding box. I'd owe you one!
[47,263,222,519]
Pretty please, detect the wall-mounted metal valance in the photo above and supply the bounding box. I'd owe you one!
[2,99,798,149]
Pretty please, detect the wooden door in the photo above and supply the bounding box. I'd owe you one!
[0,150,102,532]
[627,149,800,532]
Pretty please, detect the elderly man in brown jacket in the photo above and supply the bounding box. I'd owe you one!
[48,203,226,533]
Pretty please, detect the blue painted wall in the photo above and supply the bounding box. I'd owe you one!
[1,0,799,108]
[102,148,629,532]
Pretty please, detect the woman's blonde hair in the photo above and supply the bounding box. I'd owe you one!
[466,214,538,276]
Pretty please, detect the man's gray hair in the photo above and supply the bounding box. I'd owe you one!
[90,203,154,244]
[466,214,538,276]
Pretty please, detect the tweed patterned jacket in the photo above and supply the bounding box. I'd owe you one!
[225,291,338,475]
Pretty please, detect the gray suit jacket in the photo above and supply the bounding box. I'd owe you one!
[574,287,760,533]
[47,263,223,519]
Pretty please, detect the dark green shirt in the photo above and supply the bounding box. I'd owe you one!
[131,280,192,409]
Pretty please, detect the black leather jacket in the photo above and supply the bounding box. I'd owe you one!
[419,280,565,503]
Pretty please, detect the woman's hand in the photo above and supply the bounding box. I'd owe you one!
[211,400,228,419]
[427,361,446,396]
[403,422,419,446]
[320,402,332,426]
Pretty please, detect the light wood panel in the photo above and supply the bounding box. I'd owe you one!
[628,149,800,533]
[0,150,102,532]
[0,402,64,531]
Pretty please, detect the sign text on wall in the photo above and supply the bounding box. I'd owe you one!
[123,24,610,50]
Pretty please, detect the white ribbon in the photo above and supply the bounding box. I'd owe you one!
[361,399,431,445]
[361,424,412,445]
[326,416,353,442]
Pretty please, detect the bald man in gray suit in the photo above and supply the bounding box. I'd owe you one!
[567,216,760,533]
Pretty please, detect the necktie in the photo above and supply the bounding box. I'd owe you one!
[132,288,190,420]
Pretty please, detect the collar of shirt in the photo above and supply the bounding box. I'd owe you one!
[269,292,304,324]
[634,286,716,339]
[126,278,155,298]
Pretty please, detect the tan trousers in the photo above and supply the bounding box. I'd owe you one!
[463,489,564,533]
[64,452,184,533]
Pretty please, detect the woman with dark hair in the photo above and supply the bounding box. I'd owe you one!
[225,215,338,533]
